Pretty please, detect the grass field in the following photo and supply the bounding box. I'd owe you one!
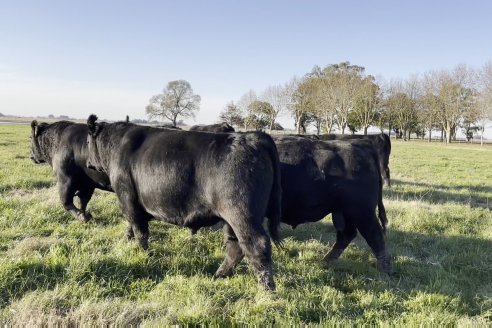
[0,124,491,326]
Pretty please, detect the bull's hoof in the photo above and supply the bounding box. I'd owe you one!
[258,271,276,292]
[377,255,394,275]
[138,238,149,251]
[84,211,93,221]
[213,267,233,279]
[323,248,344,264]
[75,212,90,222]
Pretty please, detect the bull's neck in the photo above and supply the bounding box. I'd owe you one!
[95,127,120,173]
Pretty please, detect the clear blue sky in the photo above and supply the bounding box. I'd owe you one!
[1,0,491,131]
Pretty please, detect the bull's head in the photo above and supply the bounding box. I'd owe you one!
[30,120,47,164]
[86,114,105,172]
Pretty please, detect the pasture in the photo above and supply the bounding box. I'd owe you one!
[0,123,491,325]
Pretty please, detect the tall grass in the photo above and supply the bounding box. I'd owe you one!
[0,124,491,325]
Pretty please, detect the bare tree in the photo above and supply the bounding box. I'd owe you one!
[145,80,201,126]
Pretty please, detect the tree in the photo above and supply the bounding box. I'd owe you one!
[432,65,477,144]
[322,62,365,134]
[245,100,273,131]
[290,77,316,134]
[476,62,492,145]
[351,76,380,135]
[261,84,290,132]
[237,90,258,130]
[219,101,244,127]
[145,80,201,126]
[385,84,416,140]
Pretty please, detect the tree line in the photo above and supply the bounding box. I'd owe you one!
[145,62,492,145]
[220,61,492,144]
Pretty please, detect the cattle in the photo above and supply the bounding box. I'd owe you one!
[30,121,112,221]
[189,122,235,133]
[85,115,282,290]
[316,133,392,187]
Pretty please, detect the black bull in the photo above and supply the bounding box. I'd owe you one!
[85,115,282,290]
[30,121,113,221]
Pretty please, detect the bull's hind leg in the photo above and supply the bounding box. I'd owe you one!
[324,211,357,263]
[353,211,393,274]
[77,186,95,221]
[214,223,245,278]
[227,220,275,291]
[58,175,85,221]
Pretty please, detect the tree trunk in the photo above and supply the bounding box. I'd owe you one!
[481,126,484,146]
[296,116,302,134]
[428,128,432,142]
[363,126,368,135]
[446,124,452,144]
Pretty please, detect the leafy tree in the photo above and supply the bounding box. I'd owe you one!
[290,77,316,134]
[245,100,274,130]
[145,80,201,127]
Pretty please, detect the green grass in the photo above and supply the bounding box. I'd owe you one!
[0,124,491,326]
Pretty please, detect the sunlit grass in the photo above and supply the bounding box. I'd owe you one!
[0,124,491,325]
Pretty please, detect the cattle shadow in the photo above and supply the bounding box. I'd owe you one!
[386,179,491,210]
[280,219,492,313]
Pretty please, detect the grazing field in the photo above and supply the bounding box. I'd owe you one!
[0,123,491,326]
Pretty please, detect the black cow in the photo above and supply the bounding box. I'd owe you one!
[85,115,282,290]
[316,133,392,187]
[30,121,112,221]
[189,122,235,133]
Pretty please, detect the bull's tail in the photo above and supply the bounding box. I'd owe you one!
[371,148,388,233]
[263,134,283,247]
[378,174,388,234]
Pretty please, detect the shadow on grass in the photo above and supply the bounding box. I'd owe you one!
[0,262,66,308]
[281,219,492,315]
[386,179,491,210]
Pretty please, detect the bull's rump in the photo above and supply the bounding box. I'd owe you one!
[273,136,379,225]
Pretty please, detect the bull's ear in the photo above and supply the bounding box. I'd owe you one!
[87,114,99,136]
[31,120,44,137]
